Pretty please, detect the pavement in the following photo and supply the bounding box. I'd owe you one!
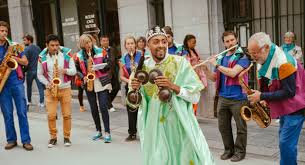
[0,90,304,165]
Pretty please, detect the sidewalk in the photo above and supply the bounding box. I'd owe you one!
[0,112,282,165]
[23,91,305,164]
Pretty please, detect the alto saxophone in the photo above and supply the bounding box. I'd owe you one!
[86,52,95,91]
[0,43,21,92]
[51,53,61,97]
[239,63,271,128]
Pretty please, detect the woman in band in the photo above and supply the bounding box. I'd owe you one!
[183,34,207,115]
[119,35,142,141]
[75,34,114,143]
[136,36,147,57]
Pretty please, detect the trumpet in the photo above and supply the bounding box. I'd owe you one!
[193,45,238,68]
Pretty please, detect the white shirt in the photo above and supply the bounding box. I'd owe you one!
[37,51,76,89]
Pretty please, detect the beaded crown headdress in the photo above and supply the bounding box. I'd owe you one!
[146,26,167,41]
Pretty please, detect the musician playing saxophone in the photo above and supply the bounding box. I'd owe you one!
[37,34,76,148]
[75,34,114,143]
[201,31,250,162]
[247,32,305,165]
[0,21,33,151]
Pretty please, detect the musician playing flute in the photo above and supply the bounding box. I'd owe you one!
[130,26,214,165]
[247,32,305,165]
[37,34,76,148]
[202,31,250,162]
[0,21,33,151]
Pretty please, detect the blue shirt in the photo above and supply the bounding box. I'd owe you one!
[219,55,250,100]
[121,51,142,75]
[0,45,24,86]
[168,46,178,55]
[24,44,41,73]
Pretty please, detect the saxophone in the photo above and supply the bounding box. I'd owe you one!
[51,53,61,97]
[86,52,95,91]
[0,42,21,93]
[239,63,271,128]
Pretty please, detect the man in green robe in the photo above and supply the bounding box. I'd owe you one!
[130,26,215,165]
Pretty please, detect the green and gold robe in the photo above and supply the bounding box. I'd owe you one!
[136,54,215,165]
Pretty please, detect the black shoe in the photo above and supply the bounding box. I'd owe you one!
[125,134,136,141]
[64,138,72,147]
[230,154,245,162]
[4,142,17,150]
[220,152,234,160]
[48,138,57,148]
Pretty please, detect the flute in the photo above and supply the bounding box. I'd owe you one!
[193,45,238,68]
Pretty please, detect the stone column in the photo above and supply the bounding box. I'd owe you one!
[7,0,35,43]
[163,0,224,118]
[117,0,149,53]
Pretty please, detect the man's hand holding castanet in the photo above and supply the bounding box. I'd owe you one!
[131,78,141,90]
[154,76,180,94]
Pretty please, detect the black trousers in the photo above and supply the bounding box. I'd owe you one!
[218,97,247,156]
[125,85,138,135]
[86,89,110,133]
[108,79,120,109]
[78,87,84,106]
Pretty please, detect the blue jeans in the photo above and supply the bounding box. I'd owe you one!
[26,71,44,103]
[279,114,305,165]
[0,84,31,144]
[86,89,110,133]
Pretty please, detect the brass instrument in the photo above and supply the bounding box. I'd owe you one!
[51,53,61,98]
[0,41,21,93]
[86,52,95,91]
[239,63,271,128]
[193,45,238,68]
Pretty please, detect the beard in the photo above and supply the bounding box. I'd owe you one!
[153,47,167,61]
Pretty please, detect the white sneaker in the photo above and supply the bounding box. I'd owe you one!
[109,107,116,112]
[39,103,45,108]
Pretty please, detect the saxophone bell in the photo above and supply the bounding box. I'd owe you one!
[6,58,18,70]
[240,106,253,121]
[52,77,61,85]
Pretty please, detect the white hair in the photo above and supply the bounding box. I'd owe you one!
[249,32,272,48]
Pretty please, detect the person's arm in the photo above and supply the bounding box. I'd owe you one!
[64,57,77,76]
[201,65,216,82]
[75,58,84,79]
[260,73,296,101]
[119,62,129,83]
[177,87,201,104]
[37,60,50,86]
[13,52,28,66]
[216,64,244,78]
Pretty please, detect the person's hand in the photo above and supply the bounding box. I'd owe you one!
[59,69,67,75]
[131,78,141,90]
[208,56,217,66]
[200,64,209,71]
[247,90,261,103]
[46,82,53,89]
[259,100,268,107]
[11,56,20,63]
[154,76,173,88]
